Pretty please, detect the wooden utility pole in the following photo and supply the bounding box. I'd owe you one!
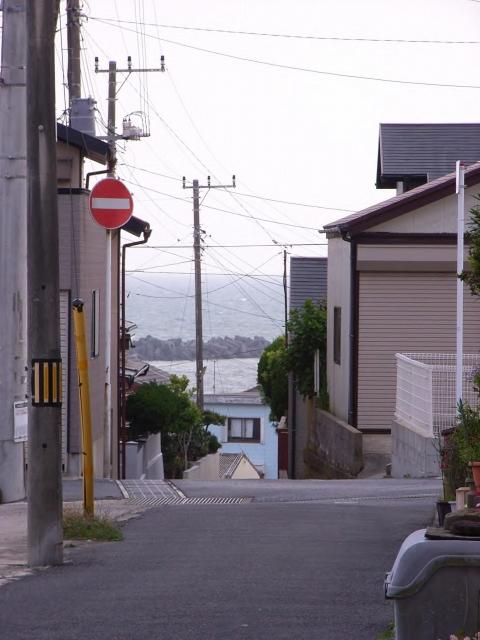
[182,176,236,410]
[0,0,28,503]
[26,0,63,567]
[66,0,81,105]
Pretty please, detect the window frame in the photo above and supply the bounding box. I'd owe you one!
[333,306,341,365]
[227,417,261,443]
[91,289,100,358]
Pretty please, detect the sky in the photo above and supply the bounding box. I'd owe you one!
[51,0,480,284]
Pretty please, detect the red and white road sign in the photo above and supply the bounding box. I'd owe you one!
[89,178,134,229]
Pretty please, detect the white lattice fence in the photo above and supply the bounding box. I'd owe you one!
[395,353,480,436]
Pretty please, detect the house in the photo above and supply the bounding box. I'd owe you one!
[205,389,278,479]
[287,256,327,478]
[57,123,114,477]
[219,453,261,479]
[57,123,150,479]
[323,161,480,475]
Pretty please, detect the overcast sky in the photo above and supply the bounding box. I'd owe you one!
[54,0,480,278]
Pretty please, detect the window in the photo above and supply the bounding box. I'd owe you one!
[228,418,261,443]
[333,306,341,365]
[91,289,100,357]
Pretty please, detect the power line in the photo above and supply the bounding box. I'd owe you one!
[129,289,283,322]
[120,163,353,212]
[131,242,327,248]
[89,17,480,46]
[121,180,328,231]
[88,18,480,90]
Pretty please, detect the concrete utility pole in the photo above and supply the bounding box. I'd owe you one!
[95,56,164,477]
[0,0,28,503]
[66,0,81,105]
[26,0,63,567]
[182,176,236,410]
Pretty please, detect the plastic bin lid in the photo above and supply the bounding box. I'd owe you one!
[385,529,480,599]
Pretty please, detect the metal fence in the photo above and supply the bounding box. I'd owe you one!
[395,353,480,437]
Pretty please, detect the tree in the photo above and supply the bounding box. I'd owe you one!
[257,335,288,421]
[461,196,480,296]
[257,299,328,420]
[287,299,327,401]
[126,375,224,477]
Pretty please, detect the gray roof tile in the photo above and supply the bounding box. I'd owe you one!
[377,123,480,188]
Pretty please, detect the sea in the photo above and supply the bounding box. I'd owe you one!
[126,273,285,393]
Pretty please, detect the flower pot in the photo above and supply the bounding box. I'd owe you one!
[470,462,480,494]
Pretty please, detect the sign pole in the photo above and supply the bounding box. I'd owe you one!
[456,160,465,408]
[89,177,133,479]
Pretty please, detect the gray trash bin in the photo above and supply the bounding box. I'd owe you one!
[385,529,480,639]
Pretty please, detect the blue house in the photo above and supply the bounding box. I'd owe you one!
[205,389,278,479]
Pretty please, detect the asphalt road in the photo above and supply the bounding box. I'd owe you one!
[0,480,436,640]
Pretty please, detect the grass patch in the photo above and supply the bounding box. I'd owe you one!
[377,622,395,640]
[63,510,123,542]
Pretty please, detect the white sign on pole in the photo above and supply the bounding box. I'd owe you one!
[14,400,28,442]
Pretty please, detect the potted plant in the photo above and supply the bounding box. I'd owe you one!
[453,401,480,493]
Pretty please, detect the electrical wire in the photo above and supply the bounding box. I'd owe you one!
[88,18,480,90]
[120,180,327,231]
[89,17,480,46]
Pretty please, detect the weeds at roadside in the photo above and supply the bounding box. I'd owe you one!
[377,622,395,640]
[63,509,123,542]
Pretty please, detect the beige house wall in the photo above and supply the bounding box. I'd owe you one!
[231,457,261,479]
[326,237,351,423]
[58,192,110,478]
[369,185,478,234]
[357,244,468,272]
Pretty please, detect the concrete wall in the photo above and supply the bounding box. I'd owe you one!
[326,237,351,423]
[303,409,363,479]
[125,433,164,480]
[183,453,220,480]
[391,419,440,478]
[206,401,278,479]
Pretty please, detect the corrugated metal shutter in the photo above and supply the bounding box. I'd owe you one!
[59,290,70,470]
[357,272,480,431]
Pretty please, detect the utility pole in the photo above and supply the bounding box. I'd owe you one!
[95,56,164,477]
[182,176,236,410]
[283,249,289,347]
[26,0,63,566]
[0,0,28,503]
[66,0,81,105]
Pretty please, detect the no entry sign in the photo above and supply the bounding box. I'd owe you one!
[89,178,134,229]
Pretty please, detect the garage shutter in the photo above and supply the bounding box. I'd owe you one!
[357,272,480,431]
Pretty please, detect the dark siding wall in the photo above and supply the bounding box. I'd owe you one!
[289,256,327,311]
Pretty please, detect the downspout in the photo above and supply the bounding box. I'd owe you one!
[347,235,358,428]
[120,224,152,478]
[85,168,109,191]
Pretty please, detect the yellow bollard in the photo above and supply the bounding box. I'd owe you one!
[72,299,94,517]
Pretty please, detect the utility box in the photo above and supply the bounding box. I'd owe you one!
[385,529,480,639]
[70,97,96,137]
